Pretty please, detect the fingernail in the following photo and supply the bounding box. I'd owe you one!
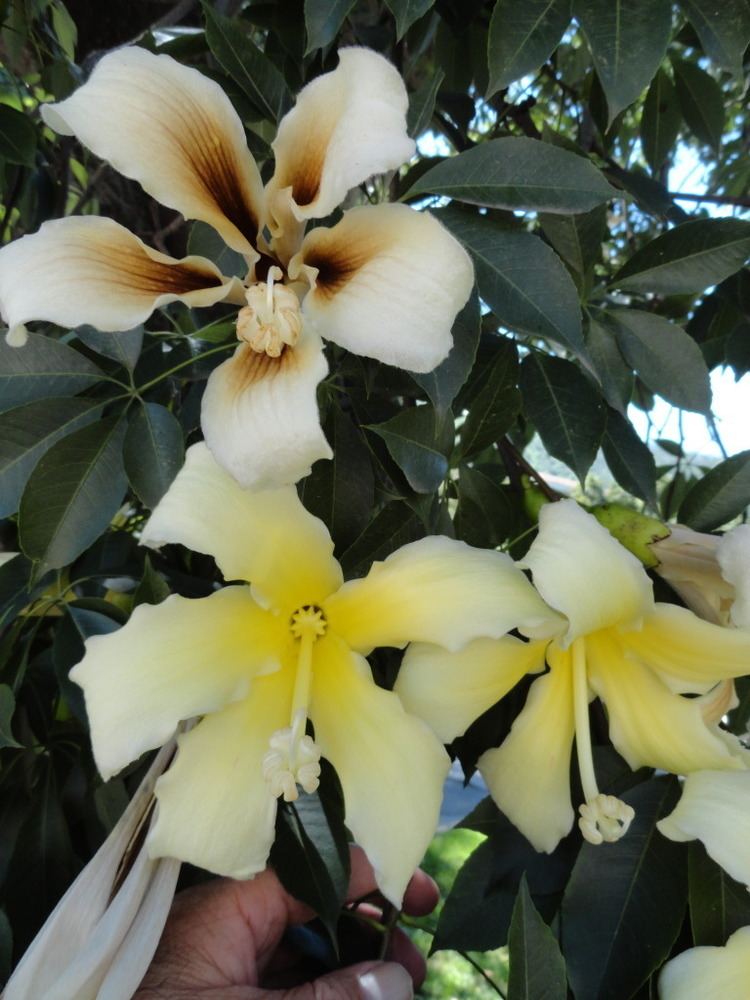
[358,962,414,1000]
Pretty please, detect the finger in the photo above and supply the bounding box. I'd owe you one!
[402,868,440,917]
[280,960,414,1000]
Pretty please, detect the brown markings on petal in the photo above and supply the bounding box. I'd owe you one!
[66,243,224,297]
[275,119,335,209]
[227,342,298,394]
[302,235,385,300]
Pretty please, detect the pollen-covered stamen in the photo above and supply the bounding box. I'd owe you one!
[236,264,302,357]
[572,637,635,846]
[262,605,327,801]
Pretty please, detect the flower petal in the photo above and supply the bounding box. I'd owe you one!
[396,637,548,744]
[0,217,241,344]
[70,586,285,780]
[657,770,750,887]
[42,47,264,256]
[718,523,750,629]
[2,743,179,1000]
[659,927,750,1000]
[149,668,294,878]
[200,328,332,490]
[141,442,342,613]
[478,648,576,854]
[290,204,474,373]
[623,603,750,688]
[586,631,744,775]
[523,500,654,646]
[324,535,560,655]
[266,48,414,237]
[310,634,450,906]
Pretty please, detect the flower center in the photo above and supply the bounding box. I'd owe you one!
[572,638,635,845]
[262,605,327,802]
[236,265,302,358]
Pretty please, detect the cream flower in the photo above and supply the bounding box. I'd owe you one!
[659,926,750,1000]
[652,523,750,629]
[0,46,473,489]
[70,443,552,906]
[396,500,750,854]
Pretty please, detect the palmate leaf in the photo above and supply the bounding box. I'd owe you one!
[507,876,567,1000]
[0,333,103,415]
[487,0,571,96]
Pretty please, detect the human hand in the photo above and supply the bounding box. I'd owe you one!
[134,848,438,999]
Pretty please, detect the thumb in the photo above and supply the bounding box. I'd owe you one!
[279,961,414,1000]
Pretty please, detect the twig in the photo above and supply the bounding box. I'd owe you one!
[499,438,559,502]
[668,191,750,209]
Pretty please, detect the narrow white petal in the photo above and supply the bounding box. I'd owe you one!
[266,48,414,238]
[200,328,332,490]
[717,524,750,629]
[659,926,750,1000]
[42,47,264,255]
[0,217,240,337]
[290,204,474,373]
[3,744,180,1000]
[523,500,654,646]
[657,770,750,887]
[142,442,342,614]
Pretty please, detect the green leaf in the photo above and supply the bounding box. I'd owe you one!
[367,405,452,493]
[508,875,567,1000]
[456,464,516,548]
[458,339,520,459]
[0,104,37,166]
[609,308,712,413]
[52,604,121,722]
[519,353,605,484]
[75,325,143,372]
[539,204,606,283]
[187,221,248,280]
[671,57,724,152]
[640,68,681,173]
[612,219,750,295]
[0,909,11,985]
[408,137,617,213]
[573,0,672,125]
[561,777,687,1000]
[133,554,170,608]
[0,553,51,629]
[678,450,750,531]
[304,0,356,52]
[604,162,686,223]
[203,4,292,121]
[407,67,445,138]
[0,397,105,518]
[439,208,585,356]
[19,417,128,577]
[385,0,435,38]
[681,0,750,79]
[585,315,633,414]
[0,684,21,749]
[689,842,750,947]
[487,0,571,95]
[0,332,103,414]
[602,408,657,506]
[123,402,185,509]
[412,289,481,416]
[339,501,424,577]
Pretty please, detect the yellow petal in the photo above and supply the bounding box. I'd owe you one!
[586,631,744,775]
[141,442,343,614]
[42,47,264,256]
[623,603,750,688]
[478,646,576,854]
[290,204,474,373]
[149,667,295,878]
[659,927,750,1000]
[718,524,750,629]
[266,48,414,242]
[0,217,241,343]
[309,634,449,906]
[523,500,654,646]
[70,587,285,780]
[324,535,560,655]
[657,770,750,887]
[396,636,548,743]
[201,329,332,490]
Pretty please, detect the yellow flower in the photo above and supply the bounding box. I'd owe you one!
[396,500,750,854]
[0,46,473,490]
[70,443,552,905]
[659,926,750,1000]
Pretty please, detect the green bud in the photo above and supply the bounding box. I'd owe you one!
[522,475,552,522]
[590,503,670,568]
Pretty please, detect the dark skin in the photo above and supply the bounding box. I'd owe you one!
[134,848,438,1000]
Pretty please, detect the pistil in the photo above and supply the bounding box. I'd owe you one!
[572,638,635,845]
